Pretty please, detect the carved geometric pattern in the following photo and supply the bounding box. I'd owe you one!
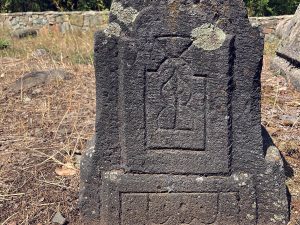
[123,35,235,174]
[145,37,206,151]
[100,174,257,225]
[121,192,239,225]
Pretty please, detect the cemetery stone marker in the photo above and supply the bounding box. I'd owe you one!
[80,0,290,224]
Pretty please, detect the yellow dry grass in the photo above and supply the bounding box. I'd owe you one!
[0,28,96,224]
[262,56,300,225]
[0,27,95,65]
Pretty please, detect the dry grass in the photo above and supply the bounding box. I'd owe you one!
[0,28,96,224]
[262,56,300,225]
[0,27,95,65]
[264,36,281,56]
[0,28,299,224]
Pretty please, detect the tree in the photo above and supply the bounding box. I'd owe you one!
[0,0,55,12]
[48,0,110,11]
[77,0,110,11]
[0,0,110,12]
[0,0,299,16]
[244,0,300,16]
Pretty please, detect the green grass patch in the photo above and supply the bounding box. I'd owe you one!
[0,28,96,65]
[0,38,10,49]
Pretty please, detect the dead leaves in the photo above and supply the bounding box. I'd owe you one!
[7,222,17,225]
[55,163,77,177]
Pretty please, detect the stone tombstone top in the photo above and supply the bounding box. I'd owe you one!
[80,1,289,225]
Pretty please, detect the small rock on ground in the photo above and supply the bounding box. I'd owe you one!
[8,69,71,93]
[11,28,38,39]
[52,212,67,225]
[32,48,48,58]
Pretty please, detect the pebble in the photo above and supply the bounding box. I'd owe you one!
[52,212,67,225]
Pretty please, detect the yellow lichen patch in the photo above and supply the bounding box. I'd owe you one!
[104,22,122,37]
[191,23,227,51]
[265,145,284,165]
[110,1,139,25]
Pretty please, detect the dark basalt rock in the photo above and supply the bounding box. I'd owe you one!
[80,1,289,224]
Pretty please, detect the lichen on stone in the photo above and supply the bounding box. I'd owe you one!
[103,169,124,181]
[104,22,121,37]
[265,145,284,166]
[271,214,286,223]
[191,23,227,51]
[110,1,139,25]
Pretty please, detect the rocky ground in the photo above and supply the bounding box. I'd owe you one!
[262,56,300,225]
[0,56,95,225]
[0,31,299,224]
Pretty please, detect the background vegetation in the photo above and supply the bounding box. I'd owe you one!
[0,0,111,12]
[245,0,300,16]
[0,0,299,17]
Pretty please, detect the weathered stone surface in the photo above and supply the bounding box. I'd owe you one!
[0,11,292,35]
[272,5,300,91]
[0,11,109,33]
[80,0,289,224]
[52,212,67,225]
[8,69,71,92]
[11,28,37,39]
[249,15,293,37]
[271,56,300,91]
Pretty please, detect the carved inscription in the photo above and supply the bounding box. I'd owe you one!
[146,37,206,150]
[124,35,234,174]
[121,193,240,225]
[157,64,206,131]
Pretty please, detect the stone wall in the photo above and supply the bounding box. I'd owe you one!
[249,15,293,36]
[0,11,109,32]
[0,11,293,34]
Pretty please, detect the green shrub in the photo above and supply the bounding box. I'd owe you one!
[245,0,300,16]
[0,0,299,17]
[0,39,10,49]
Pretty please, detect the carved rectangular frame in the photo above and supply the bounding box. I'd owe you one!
[100,174,257,225]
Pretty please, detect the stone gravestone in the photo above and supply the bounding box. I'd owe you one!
[80,0,289,224]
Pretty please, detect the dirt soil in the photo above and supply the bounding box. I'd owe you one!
[0,55,95,225]
[0,52,300,224]
[262,57,300,225]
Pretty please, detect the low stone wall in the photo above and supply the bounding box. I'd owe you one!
[0,11,293,34]
[0,11,109,32]
[249,15,293,35]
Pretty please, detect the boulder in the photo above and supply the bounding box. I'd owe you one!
[11,28,38,39]
[271,5,300,91]
[8,69,71,93]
